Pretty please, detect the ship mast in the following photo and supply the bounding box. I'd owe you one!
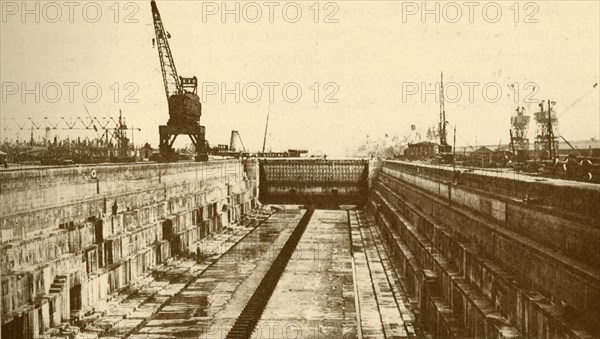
[439,72,448,150]
[262,105,270,153]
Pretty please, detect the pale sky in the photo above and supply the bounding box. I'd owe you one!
[1,0,599,155]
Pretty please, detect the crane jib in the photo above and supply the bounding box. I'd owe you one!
[151,0,182,100]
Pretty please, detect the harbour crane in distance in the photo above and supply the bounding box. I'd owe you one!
[151,0,208,161]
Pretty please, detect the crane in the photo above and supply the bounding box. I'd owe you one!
[2,112,141,162]
[151,0,208,161]
[2,115,140,138]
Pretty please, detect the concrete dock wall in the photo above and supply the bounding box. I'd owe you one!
[0,160,258,339]
[371,160,600,338]
[382,161,600,223]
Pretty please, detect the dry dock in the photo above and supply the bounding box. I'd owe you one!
[1,159,598,339]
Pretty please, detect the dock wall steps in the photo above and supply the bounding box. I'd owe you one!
[372,162,598,338]
[372,195,522,338]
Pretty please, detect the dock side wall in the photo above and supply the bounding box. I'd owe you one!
[0,160,259,339]
[370,160,600,338]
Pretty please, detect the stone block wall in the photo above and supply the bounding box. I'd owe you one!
[0,160,258,339]
[370,160,599,338]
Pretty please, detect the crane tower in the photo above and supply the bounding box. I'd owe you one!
[510,106,531,161]
[533,100,559,160]
[151,0,208,161]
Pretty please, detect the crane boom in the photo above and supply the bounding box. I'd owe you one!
[560,135,579,154]
[151,0,180,99]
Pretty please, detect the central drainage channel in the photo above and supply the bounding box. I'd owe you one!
[225,207,315,339]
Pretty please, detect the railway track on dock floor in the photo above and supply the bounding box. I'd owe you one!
[225,208,315,339]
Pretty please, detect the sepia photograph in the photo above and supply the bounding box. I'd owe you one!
[1,1,599,338]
